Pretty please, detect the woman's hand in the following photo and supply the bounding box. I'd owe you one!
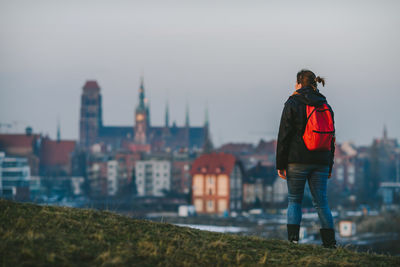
[278,169,287,179]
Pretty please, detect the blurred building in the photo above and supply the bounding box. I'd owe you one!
[171,151,193,195]
[331,142,358,191]
[79,79,210,153]
[107,160,118,196]
[0,152,30,201]
[369,126,399,206]
[190,152,244,215]
[0,128,41,175]
[115,150,142,195]
[86,154,109,197]
[29,176,43,200]
[39,136,76,176]
[243,162,287,209]
[217,139,276,170]
[135,160,171,197]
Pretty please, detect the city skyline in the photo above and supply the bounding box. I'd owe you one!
[1,0,399,146]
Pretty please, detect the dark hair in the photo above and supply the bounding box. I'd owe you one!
[296,69,325,90]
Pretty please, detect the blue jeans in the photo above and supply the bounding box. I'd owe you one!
[286,163,334,229]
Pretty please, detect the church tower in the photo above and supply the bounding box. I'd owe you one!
[203,104,214,153]
[184,103,190,148]
[79,80,103,149]
[134,77,149,144]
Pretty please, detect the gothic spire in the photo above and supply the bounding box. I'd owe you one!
[202,102,213,153]
[57,116,61,142]
[185,102,190,127]
[138,76,146,111]
[204,102,209,127]
[383,124,388,140]
[165,101,170,128]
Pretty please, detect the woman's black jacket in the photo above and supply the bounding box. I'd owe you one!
[275,86,335,173]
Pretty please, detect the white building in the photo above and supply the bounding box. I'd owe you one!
[107,160,118,196]
[1,153,31,200]
[136,160,171,197]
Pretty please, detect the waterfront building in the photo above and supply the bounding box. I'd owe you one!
[191,152,244,215]
[135,160,171,197]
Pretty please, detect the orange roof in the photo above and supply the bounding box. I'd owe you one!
[40,139,76,166]
[190,152,236,176]
[0,133,41,148]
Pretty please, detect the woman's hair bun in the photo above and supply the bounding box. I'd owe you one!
[315,76,325,87]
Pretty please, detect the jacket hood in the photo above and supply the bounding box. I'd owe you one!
[290,86,327,106]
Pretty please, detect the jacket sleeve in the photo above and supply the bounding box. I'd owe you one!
[328,104,335,174]
[276,99,295,170]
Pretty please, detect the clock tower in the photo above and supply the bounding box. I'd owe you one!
[134,77,148,144]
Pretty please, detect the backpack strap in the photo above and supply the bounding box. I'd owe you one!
[302,105,318,134]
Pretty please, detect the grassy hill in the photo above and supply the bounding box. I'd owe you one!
[0,199,399,266]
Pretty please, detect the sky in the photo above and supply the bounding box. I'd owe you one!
[0,0,399,147]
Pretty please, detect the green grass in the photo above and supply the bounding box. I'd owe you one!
[0,199,399,267]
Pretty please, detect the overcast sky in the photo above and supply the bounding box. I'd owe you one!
[1,0,399,147]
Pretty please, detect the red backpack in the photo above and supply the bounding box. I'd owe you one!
[303,104,335,151]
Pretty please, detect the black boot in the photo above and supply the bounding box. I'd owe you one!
[287,224,300,244]
[320,228,337,248]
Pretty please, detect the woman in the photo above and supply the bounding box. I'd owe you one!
[276,69,337,248]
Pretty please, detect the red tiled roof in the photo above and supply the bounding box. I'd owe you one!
[190,152,236,176]
[40,139,76,166]
[83,80,100,90]
[0,134,41,148]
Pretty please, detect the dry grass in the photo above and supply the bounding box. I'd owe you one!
[0,199,399,266]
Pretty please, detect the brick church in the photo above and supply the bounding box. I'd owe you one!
[79,78,211,153]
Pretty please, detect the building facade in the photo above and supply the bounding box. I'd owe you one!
[1,153,31,200]
[243,163,287,209]
[0,130,41,176]
[107,160,118,196]
[135,160,171,197]
[190,152,244,215]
